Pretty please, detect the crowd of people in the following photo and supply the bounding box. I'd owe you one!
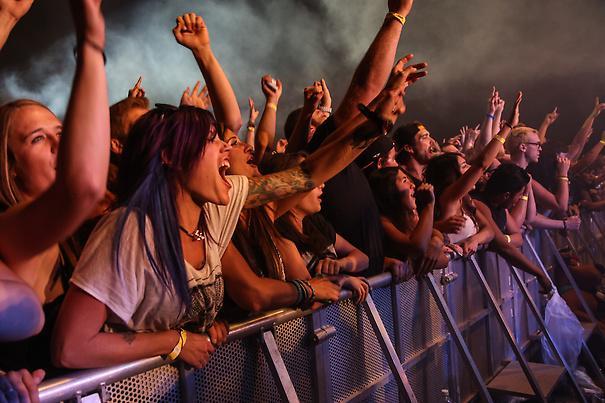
[1,0,604,401]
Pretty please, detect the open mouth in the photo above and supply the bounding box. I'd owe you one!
[219,160,232,188]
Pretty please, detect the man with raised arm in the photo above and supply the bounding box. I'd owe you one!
[304,0,422,278]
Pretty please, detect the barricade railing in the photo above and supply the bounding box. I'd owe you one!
[36,226,602,402]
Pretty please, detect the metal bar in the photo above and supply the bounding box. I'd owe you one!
[259,330,300,403]
[363,294,418,403]
[177,361,196,403]
[537,231,599,324]
[425,273,494,403]
[311,310,333,403]
[580,342,605,388]
[508,265,586,402]
[467,256,546,401]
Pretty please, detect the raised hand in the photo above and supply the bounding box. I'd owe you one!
[414,183,435,207]
[544,107,559,125]
[487,86,498,115]
[320,78,332,109]
[592,97,605,118]
[555,155,570,177]
[275,138,288,153]
[172,12,210,53]
[388,0,414,17]
[248,97,259,125]
[261,75,282,103]
[70,0,105,49]
[509,91,523,127]
[0,0,34,20]
[128,76,145,98]
[180,81,210,109]
[303,81,324,111]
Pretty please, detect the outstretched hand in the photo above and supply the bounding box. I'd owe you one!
[128,76,145,98]
[70,0,105,48]
[388,0,414,17]
[374,54,428,125]
[173,12,210,53]
[180,81,210,109]
[303,81,324,111]
[592,97,605,117]
[509,91,523,127]
[248,97,259,125]
[261,75,282,102]
[0,0,34,20]
[544,106,559,125]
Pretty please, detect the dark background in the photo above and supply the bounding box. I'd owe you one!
[1,0,604,143]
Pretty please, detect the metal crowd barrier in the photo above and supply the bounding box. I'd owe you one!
[37,225,605,403]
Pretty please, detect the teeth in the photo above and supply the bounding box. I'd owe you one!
[220,160,230,169]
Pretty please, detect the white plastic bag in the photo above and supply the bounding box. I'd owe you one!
[541,291,584,368]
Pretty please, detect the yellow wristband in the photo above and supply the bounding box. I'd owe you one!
[167,329,187,361]
[600,139,605,145]
[267,102,277,112]
[387,12,406,26]
[494,135,506,144]
[504,234,512,243]
[247,126,255,132]
[520,195,529,201]
[558,176,569,182]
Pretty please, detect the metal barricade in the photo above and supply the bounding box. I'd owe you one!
[37,228,602,402]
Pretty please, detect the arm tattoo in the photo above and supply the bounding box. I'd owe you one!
[121,331,136,345]
[245,167,315,208]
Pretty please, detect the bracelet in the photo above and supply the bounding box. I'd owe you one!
[486,113,495,120]
[302,280,316,303]
[73,38,107,65]
[247,125,255,132]
[288,280,304,307]
[504,122,513,129]
[357,103,393,137]
[600,139,605,145]
[319,106,332,114]
[493,135,506,144]
[558,176,569,182]
[386,11,406,26]
[266,102,278,112]
[520,195,529,201]
[166,329,187,361]
[504,234,512,243]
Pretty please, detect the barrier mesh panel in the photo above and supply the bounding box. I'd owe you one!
[191,337,281,402]
[396,278,446,362]
[105,364,180,403]
[358,378,399,403]
[326,298,391,402]
[407,343,449,403]
[275,316,314,403]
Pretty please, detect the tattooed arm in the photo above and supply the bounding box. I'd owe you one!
[246,57,425,209]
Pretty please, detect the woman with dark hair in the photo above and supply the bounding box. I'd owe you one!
[424,93,523,255]
[53,13,422,370]
[369,167,449,277]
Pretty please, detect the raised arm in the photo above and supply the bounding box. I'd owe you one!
[441,92,522,210]
[0,0,33,50]
[473,87,497,151]
[254,75,282,162]
[0,0,108,266]
[567,97,605,162]
[173,12,242,134]
[246,59,426,208]
[537,107,559,144]
[245,97,259,148]
[491,90,505,138]
[552,155,570,215]
[571,131,605,175]
[286,81,323,153]
[331,0,413,127]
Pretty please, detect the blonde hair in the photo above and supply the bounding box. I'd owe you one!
[505,126,537,155]
[0,99,52,209]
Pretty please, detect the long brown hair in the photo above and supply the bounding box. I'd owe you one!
[0,99,53,210]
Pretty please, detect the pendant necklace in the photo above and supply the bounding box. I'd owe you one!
[179,225,205,241]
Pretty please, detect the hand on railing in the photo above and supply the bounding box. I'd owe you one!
[341,276,369,304]
[178,332,216,369]
[207,320,228,347]
[383,257,414,283]
[0,369,45,403]
[309,277,341,306]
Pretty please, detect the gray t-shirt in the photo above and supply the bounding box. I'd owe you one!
[71,175,249,332]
